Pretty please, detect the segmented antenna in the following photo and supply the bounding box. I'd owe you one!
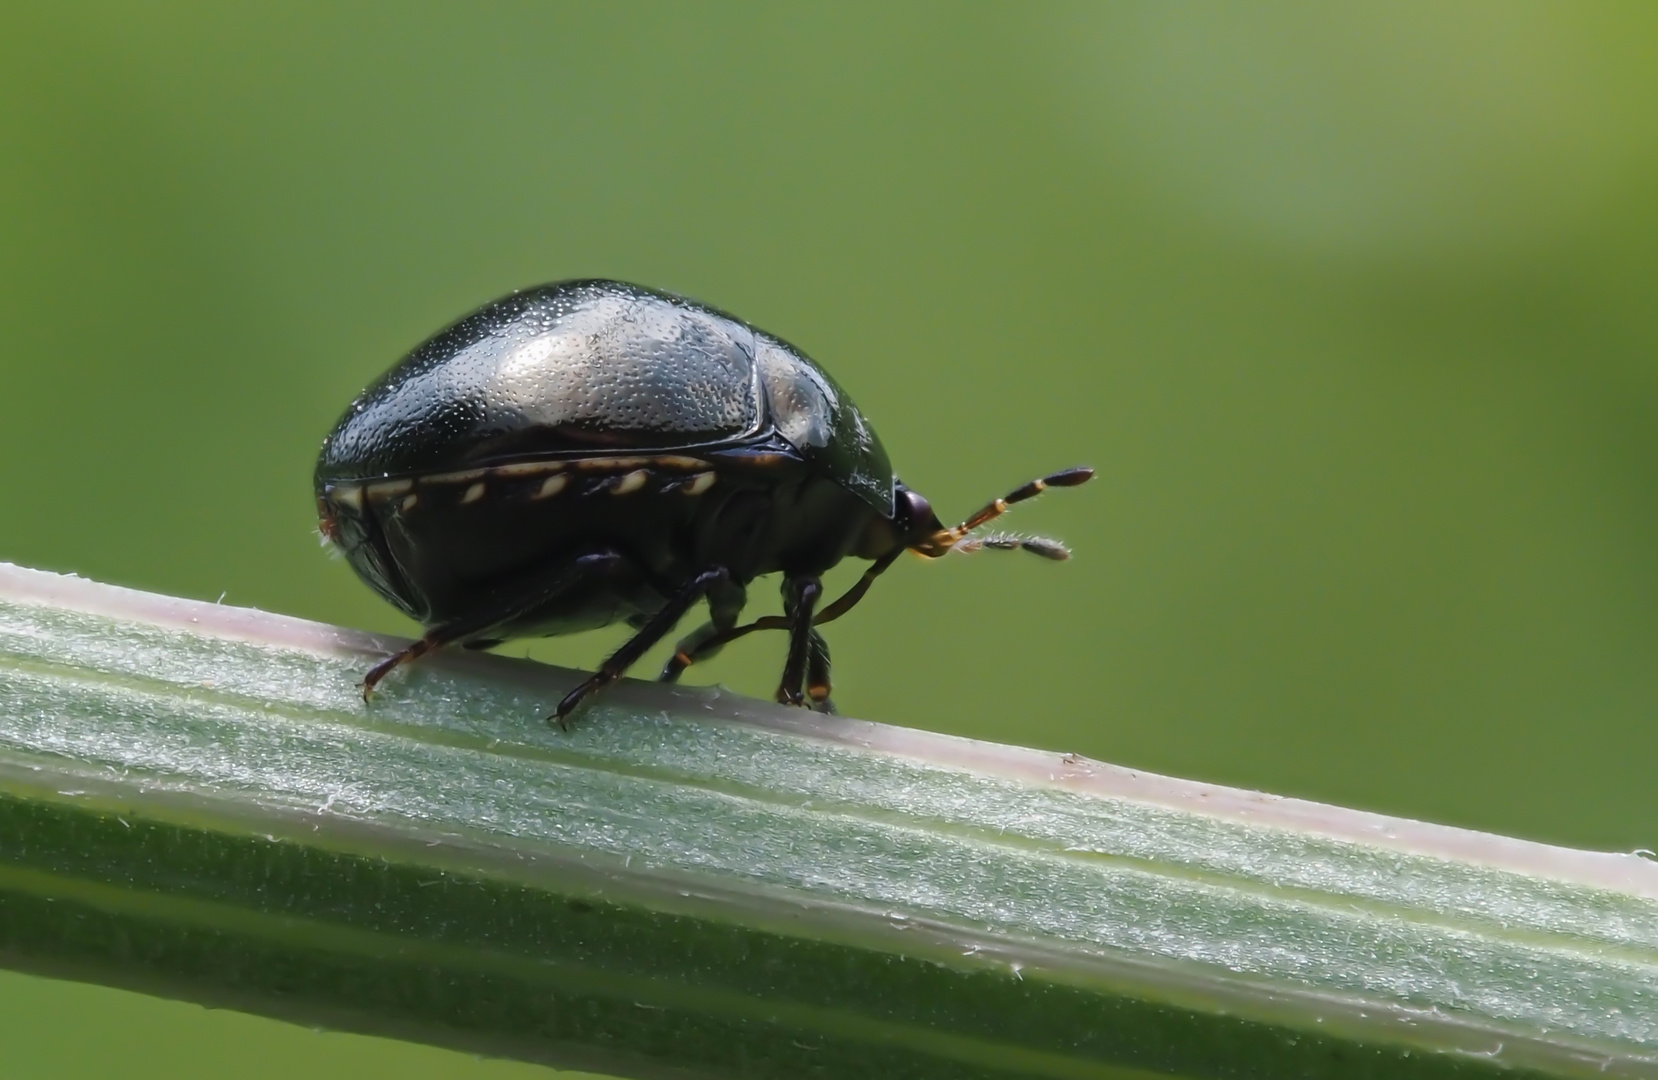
[913,466,1093,557]
[952,532,1072,561]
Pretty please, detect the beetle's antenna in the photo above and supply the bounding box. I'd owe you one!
[657,467,1094,683]
[912,466,1093,558]
[952,532,1072,561]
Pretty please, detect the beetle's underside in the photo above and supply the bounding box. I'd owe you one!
[320,447,1092,725]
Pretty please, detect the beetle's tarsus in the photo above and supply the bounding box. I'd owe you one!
[551,679,601,729]
[358,637,436,701]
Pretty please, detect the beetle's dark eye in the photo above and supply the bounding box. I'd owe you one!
[900,489,935,531]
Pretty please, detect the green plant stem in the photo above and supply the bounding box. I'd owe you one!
[0,562,1655,1079]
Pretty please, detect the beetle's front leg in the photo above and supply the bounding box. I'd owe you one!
[805,627,833,713]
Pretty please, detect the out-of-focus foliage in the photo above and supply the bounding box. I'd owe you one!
[3,4,1657,1077]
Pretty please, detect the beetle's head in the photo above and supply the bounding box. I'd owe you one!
[860,467,1094,562]
[855,483,943,560]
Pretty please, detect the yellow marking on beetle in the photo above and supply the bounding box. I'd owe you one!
[532,474,568,499]
[654,455,711,471]
[329,484,364,511]
[425,468,486,485]
[611,470,649,496]
[400,493,419,512]
[461,482,487,504]
[492,461,562,478]
[683,471,716,496]
[367,478,413,499]
[571,456,649,472]
[734,452,789,468]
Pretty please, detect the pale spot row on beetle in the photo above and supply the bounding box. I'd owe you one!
[324,454,720,512]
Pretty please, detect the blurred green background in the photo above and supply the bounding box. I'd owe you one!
[5,3,1658,1077]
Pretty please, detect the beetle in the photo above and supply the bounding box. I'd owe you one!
[315,279,1091,724]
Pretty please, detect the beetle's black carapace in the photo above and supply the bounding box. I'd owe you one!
[316,279,1091,724]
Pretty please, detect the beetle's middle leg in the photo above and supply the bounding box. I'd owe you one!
[555,566,732,727]
[658,579,748,684]
[659,576,833,710]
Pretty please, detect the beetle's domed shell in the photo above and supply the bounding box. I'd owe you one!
[753,332,895,516]
[317,279,897,517]
[318,280,764,479]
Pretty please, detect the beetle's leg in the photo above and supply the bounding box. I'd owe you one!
[911,466,1094,558]
[805,628,833,713]
[811,549,903,626]
[360,638,437,697]
[656,616,782,677]
[555,566,732,728]
[659,580,747,683]
[361,550,630,699]
[655,549,904,681]
[659,624,713,683]
[776,575,823,706]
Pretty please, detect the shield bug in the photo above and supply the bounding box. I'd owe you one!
[315,280,1091,724]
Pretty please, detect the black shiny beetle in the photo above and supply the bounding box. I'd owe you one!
[316,280,1091,724]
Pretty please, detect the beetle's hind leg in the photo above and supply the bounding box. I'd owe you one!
[659,579,748,683]
[360,637,438,699]
[360,549,632,699]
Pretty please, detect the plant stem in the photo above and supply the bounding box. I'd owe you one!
[0,562,1654,1079]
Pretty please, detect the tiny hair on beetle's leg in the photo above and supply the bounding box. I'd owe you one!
[913,466,1094,558]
